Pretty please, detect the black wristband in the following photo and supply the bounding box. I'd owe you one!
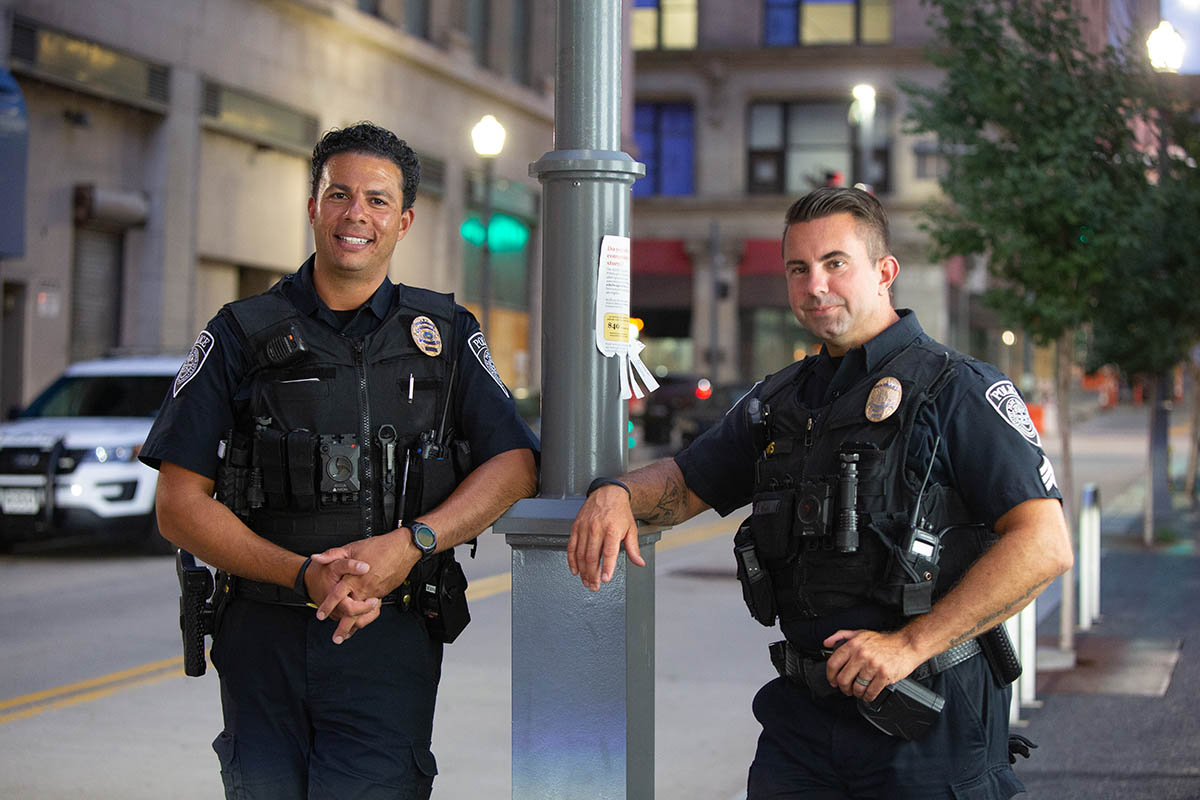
[293,556,314,601]
[587,477,632,500]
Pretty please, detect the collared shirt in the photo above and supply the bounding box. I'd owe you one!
[141,256,538,480]
[676,309,1060,529]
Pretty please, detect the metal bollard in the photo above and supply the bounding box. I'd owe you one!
[1078,484,1101,630]
[1006,598,1040,725]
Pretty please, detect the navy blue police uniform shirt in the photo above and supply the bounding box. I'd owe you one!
[675,310,1061,641]
[140,257,539,481]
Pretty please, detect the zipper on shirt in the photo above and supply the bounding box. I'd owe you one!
[804,416,814,448]
[354,339,375,537]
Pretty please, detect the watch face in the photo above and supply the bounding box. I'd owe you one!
[412,524,436,551]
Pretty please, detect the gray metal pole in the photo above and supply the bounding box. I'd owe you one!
[481,157,493,335]
[493,1,649,798]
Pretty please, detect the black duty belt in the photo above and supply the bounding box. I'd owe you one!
[229,576,411,609]
[770,637,982,695]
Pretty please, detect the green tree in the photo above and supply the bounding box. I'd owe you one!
[902,0,1158,560]
[1088,83,1200,534]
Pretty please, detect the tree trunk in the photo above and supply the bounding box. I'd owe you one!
[1055,336,1076,653]
[1144,372,1173,546]
[1185,361,1200,509]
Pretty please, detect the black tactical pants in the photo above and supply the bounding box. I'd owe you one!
[747,655,1024,799]
[210,599,442,800]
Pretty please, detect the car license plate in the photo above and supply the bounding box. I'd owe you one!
[1,488,41,515]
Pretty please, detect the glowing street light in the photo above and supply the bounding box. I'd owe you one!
[471,114,506,334]
[1147,20,1185,74]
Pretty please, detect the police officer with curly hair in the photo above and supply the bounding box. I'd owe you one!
[141,122,538,799]
[568,187,1072,798]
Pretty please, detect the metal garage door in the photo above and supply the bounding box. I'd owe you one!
[70,228,122,362]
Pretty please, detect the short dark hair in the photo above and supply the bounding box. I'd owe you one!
[782,186,890,261]
[310,122,421,211]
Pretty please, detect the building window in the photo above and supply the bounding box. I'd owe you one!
[913,140,947,180]
[633,0,698,51]
[747,98,892,194]
[405,0,430,39]
[466,0,490,67]
[763,0,892,46]
[634,102,695,197]
[511,0,532,85]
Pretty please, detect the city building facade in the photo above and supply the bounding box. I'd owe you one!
[0,0,556,412]
[627,0,1159,392]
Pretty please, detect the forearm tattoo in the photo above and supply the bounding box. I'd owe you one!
[642,471,690,526]
[948,576,1054,648]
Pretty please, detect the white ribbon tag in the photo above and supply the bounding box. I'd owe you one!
[595,235,659,399]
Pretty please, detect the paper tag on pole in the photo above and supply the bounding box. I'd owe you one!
[595,235,658,399]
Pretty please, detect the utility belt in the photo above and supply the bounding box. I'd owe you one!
[768,624,1020,741]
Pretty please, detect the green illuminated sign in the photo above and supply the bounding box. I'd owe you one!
[459,213,530,253]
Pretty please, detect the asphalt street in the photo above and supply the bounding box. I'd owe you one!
[0,400,1193,799]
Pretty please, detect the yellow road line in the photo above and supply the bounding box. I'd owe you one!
[656,516,736,553]
[0,657,184,724]
[2,522,733,723]
[465,571,512,601]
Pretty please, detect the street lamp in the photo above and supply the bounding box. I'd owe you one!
[851,84,876,190]
[1143,21,1185,546]
[471,114,506,334]
[1147,20,1185,74]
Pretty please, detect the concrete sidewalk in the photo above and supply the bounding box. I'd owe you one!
[1014,504,1200,799]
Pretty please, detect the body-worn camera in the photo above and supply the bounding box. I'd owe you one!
[319,433,360,504]
[793,446,862,551]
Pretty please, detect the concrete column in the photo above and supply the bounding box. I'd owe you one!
[686,226,740,385]
[137,67,200,351]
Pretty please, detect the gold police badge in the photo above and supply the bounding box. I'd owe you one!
[865,377,902,422]
[411,316,442,357]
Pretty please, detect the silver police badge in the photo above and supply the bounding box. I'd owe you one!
[411,316,442,357]
[865,376,902,422]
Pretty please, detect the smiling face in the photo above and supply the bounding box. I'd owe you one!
[307,151,414,291]
[783,212,899,356]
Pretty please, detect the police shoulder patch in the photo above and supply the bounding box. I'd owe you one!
[984,379,1040,446]
[468,331,510,398]
[174,330,215,397]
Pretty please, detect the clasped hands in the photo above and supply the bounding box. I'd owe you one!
[301,527,422,644]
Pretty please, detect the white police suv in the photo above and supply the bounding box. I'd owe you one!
[0,355,181,553]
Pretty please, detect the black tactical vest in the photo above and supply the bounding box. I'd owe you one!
[220,280,465,556]
[739,339,994,627]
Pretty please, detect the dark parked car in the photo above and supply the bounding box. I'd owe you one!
[675,382,758,447]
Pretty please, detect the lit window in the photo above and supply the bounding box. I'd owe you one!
[634,102,695,197]
[633,0,697,51]
[747,99,892,194]
[762,0,892,46]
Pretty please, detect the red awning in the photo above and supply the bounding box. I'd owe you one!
[739,239,783,275]
[631,239,691,275]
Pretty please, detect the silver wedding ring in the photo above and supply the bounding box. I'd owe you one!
[854,676,871,687]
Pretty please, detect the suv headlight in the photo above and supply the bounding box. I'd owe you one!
[62,445,141,468]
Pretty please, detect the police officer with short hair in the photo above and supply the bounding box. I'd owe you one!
[141,122,538,799]
[568,187,1072,798]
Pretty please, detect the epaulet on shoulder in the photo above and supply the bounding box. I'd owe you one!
[397,284,456,323]
[220,290,295,344]
[759,356,812,403]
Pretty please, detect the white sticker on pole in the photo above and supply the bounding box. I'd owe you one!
[595,235,658,399]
